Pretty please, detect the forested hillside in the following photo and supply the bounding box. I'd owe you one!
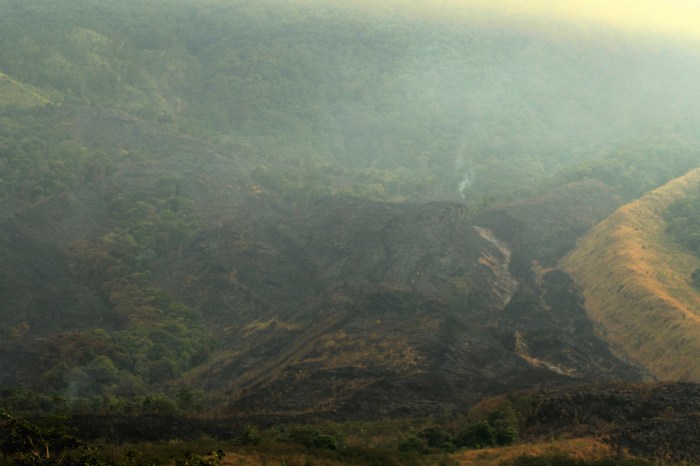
[2,0,700,206]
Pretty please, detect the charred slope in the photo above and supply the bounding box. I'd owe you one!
[519,382,700,464]
[158,194,639,418]
[0,108,639,417]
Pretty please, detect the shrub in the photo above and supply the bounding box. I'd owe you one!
[495,425,518,446]
[313,433,339,450]
[418,427,453,449]
[398,434,427,454]
[240,425,260,446]
[285,426,342,450]
[441,441,457,453]
[174,450,224,466]
[455,420,496,449]
[286,426,321,448]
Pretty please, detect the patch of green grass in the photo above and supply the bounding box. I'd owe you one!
[0,73,48,107]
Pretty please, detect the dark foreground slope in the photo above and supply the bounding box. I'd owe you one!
[54,382,700,465]
[520,382,700,464]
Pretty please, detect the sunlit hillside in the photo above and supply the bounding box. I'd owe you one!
[564,168,700,382]
[0,72,49,107]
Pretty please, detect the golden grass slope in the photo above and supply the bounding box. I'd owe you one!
[563,168,700,382]
[453,437,615,466]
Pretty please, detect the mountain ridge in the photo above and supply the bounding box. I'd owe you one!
[564,168,700,382]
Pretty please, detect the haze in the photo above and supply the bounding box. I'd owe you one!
[492,0,700,39]
[346,0,700,40]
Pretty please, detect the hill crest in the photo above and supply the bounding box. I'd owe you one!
[563,168,700,381]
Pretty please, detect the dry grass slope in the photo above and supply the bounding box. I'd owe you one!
[453,437,614,465]
[563,168,700,382]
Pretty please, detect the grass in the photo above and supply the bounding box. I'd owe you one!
[563,168,700,382]
[0,72,49,107]
[453,437,615,465]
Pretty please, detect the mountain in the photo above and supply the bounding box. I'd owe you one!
[2,0,700,204]
[159,186,640,418]
[564,168,700,382]
[1,0,700,421]
[0,104,639,416]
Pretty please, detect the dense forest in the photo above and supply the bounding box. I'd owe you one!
[2,0,700,207]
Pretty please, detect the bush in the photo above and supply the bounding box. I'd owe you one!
[240,425,260,446]
[495,425,518,446]
[313,433,339,450]
[285,426,342,450]
[441,441,457,453]
[174,451,224,466]
[455,420,496,449]
[418,427,453,449]
[398,434,427,454]
[286,426,321,448]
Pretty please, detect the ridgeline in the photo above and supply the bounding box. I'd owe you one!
[564,168,700,382]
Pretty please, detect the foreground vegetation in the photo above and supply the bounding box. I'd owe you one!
[4,382,699,465]
[0,411,657,466]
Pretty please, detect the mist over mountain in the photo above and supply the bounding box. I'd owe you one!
[3,0,700,205]
[1,1,700,462]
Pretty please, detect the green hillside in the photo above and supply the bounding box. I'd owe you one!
[0,72,48,107]
[2,0,700,204]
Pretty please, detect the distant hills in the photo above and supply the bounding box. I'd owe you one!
[3,0,700,204]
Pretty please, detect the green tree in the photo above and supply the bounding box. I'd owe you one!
[398,434,427,454]
[0,412,93,465]
[455,420,496,449]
